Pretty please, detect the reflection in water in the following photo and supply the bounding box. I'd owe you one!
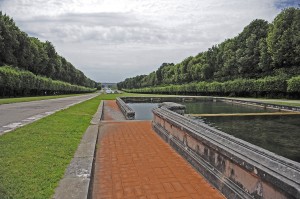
[127,103,159,120]
[183,101,275,114]
[127,101,300,162]
[194,115,300,163]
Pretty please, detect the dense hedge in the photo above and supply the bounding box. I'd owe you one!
[124,76,300,98]
[118,8,300,96]
[0,66,96,97]
[0,12,97,88]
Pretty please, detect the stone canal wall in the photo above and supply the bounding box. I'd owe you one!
[116,97,135,120]
[120,96,212,103]
[152,106,300,199]
[120,96,300,113]
[221,98,300,112]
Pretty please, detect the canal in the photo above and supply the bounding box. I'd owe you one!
[127,101,300,162]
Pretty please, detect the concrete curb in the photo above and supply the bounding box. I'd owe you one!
[53,100,104,199]
[0,93,99,136]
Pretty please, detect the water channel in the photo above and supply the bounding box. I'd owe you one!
[127,101,300,162]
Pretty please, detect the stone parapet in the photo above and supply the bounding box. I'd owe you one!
[159,102,186,115]
[222,98,300,112]
[152,107,300,199]
[116,97,135,120]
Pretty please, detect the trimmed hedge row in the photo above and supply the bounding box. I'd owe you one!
[123,76,300,97]
[0,66,96,97]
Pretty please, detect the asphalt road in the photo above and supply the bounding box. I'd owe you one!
[0,93,99,135]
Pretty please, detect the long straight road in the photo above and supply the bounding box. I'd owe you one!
[0,93,98,135]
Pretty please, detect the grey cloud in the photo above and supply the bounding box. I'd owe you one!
[17,12,209,45]
[1,0,286,82]
[18,12,145,27]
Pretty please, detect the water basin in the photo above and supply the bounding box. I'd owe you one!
[127,103,159,120]
[192,114,300,162]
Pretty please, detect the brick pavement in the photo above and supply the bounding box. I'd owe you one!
[92,120,225,199]
[102,100,126,121]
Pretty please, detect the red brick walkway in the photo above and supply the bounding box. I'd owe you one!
[92,120,225,199]
[102,100,126,121]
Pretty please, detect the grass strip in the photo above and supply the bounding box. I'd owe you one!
[0,92,155,198]
[0,93,88,105]
[0,95,101,199]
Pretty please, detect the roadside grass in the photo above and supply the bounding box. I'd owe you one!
[0,92,162,199]
[0,95,101,199]
[0,93,88,105]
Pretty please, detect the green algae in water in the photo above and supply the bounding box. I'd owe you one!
[197,115,300,162]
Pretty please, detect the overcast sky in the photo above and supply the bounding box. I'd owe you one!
[0,0,298,83]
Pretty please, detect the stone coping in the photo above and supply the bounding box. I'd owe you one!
[116,97,135,120]
[53,100,103,199]
[152,107,300,198]
[120,96,300,112]
[222,98,300,112]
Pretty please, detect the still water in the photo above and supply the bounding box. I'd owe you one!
[127,101,300,162]
[183,101,275,114]
[183,101,299,162]
[127,103,159,120]
[194,115,300,162]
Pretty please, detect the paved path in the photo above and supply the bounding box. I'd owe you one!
[102,100,126,121]
[0,93,98,135]
[92,100,224,199]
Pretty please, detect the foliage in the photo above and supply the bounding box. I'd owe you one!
[118,8,300,98]
[287,76,300,92]
[0,66,96,96]
[0,12,97,89]
[124,75,293,97]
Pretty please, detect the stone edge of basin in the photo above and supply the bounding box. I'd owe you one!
[152,106,300,199]
[52,100,104,199]
[116,97,135,120]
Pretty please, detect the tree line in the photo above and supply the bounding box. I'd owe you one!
[123,75,300,98]
[118,8,300,97]
[0,66,96,97]
[0,12,98,90]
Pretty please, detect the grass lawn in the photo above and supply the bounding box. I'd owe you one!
[0,95,101,199]
[0,92,160,199]
[0,93,88,105]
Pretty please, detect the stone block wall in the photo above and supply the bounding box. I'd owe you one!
[152,107,300,199]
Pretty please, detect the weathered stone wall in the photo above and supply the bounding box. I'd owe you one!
[116,97,135,120]
[221,98,300,112]
[152,107,300,199]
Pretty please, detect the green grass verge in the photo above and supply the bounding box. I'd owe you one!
[0,95,101,199]
[0,92,158,199]
[0,93,89,105]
